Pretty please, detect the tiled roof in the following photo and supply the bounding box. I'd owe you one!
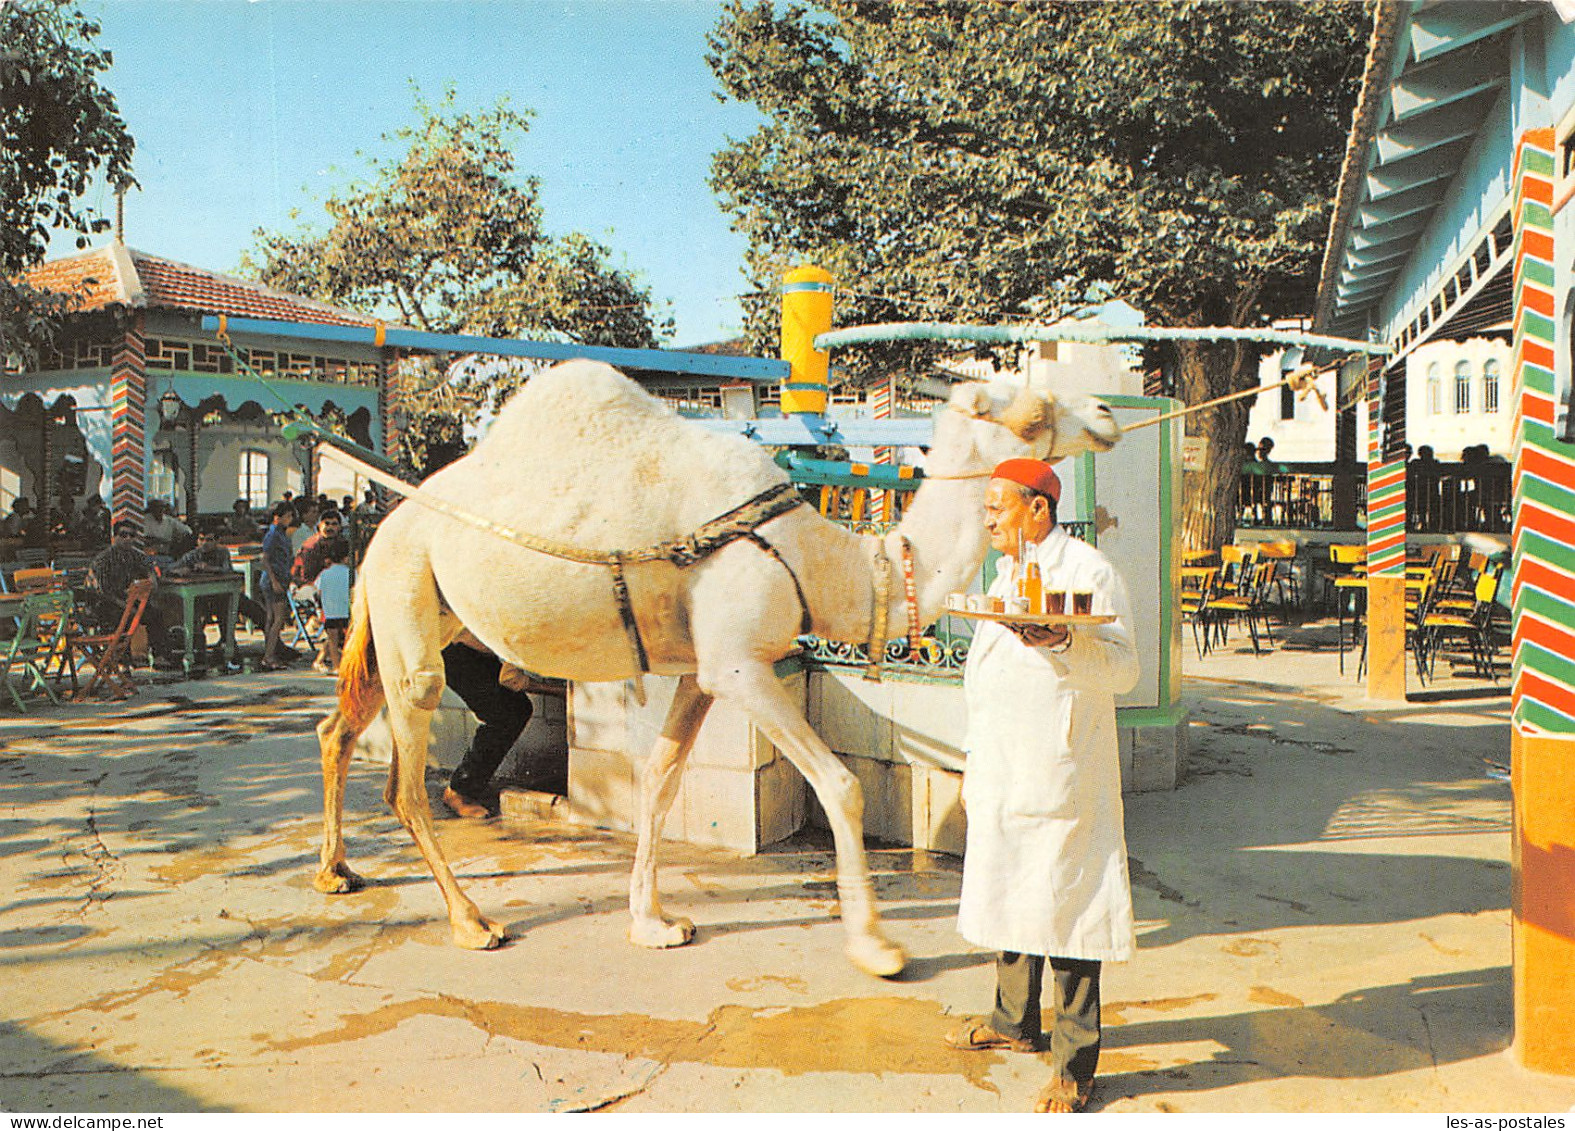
[23,244,383,328]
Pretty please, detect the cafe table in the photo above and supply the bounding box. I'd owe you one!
[162,571,245,675]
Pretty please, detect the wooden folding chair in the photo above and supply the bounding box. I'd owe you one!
[69,579,154,701]
[2,589,74,711]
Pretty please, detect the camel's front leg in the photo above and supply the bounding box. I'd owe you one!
[704,662,906,978]
[628,674,713,949]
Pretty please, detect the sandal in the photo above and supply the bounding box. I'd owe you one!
[944,1018,1038,1053]
[1034,1076,1093,1114]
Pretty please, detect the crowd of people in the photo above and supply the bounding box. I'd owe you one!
[47,488,386,673]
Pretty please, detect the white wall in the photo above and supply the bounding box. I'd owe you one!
[1404,337,1514,460]
[1246,337,1513,463]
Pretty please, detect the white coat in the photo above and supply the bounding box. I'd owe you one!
[957,524,1141,961]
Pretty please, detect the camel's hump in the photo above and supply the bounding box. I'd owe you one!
[436,359,785,537]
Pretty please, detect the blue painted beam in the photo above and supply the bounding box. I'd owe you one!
[695,415,936,447]
[198,315,790,383]
[775,452,924,489]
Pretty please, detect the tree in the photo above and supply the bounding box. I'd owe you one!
[0,0,135,365]
[707,0,1368,549]
[245,88,673,474]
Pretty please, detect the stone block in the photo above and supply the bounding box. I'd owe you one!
[566,744,638,833]
[569,681,629,755]
[1122,716,1188,793]
[888,679,967,773]
[911,763,967,856]
[498,787,575,823]
[677,764,759,852]
[353,689,474,771]
[756,755,808,849]
[805,753,912,846]
[808,670,895,760]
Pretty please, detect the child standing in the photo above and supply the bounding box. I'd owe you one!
[314,543,352,673]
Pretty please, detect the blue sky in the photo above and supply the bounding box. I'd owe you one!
[67,0,762,347]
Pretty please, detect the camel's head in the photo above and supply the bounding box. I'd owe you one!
[945,381,1121,464]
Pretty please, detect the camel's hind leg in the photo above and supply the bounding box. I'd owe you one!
[703,660,906,978]
[313,688,385,894]
[628,674,713,949]
[378,637,505,951]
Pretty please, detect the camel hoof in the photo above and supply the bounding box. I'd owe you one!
[847,935,907,979]
[452,915,506,950]
[628,915,695,949]
[313,863,365,894]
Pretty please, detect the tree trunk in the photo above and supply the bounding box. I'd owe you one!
[1173,340,1261,553]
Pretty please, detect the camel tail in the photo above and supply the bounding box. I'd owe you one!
[336,580,379,717]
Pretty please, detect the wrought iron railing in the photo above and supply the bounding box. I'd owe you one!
[1236,461,1510,534]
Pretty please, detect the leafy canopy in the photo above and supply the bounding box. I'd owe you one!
[246,88,670,350]
[707,0,1367,382]
[0,0,135,361]
[247,88,673,473]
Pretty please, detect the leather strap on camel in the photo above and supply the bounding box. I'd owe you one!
[317,442,809,700]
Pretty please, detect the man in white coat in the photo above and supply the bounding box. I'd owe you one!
[945,457,1140,1114]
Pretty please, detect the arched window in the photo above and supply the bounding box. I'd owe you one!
[1455,360,1472,414]
[239,450,270,508]
[1426,363,1442,414]
[1483,358,1500,414]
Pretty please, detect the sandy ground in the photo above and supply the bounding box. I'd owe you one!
[1,615,1572,1113]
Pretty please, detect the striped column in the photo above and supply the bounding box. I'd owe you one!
[109,322,147,528]
[870,375,894,523]
[1365,361,1408,699]
[1509,127,1575,1076]
[377,358,393,457]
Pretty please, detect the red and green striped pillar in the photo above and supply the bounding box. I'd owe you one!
[109,319,147,529]
[1364,360,1409,700]
[1508,126,1575,1075]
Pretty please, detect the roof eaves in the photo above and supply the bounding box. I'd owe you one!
[1312,1,1413,335]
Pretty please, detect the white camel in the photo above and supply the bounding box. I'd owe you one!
[314,359,1120,977]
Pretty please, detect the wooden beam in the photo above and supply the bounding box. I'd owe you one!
[1409,3,1537,65]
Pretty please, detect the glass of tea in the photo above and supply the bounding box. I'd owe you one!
[1071,590,1094,615]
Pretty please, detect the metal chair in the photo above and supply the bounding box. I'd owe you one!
[287,585,324,648]
[1207,558,1276,654]
[1181,566,1218,659]
[1421,563,1504,682]
[1,589,74,711]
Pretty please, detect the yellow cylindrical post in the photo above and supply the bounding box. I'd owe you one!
[780,266,834,416]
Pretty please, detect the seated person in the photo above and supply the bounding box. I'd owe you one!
[169,530,239,667]
[226,498,260,540]
[142,499,192,559]
[440,631,537,819]
[171,528,234,574]
[86,521,177,665]
[2,496,33,538]
[74,496,111,550]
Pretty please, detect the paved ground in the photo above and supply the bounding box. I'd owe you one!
[1,617,1573,1113]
